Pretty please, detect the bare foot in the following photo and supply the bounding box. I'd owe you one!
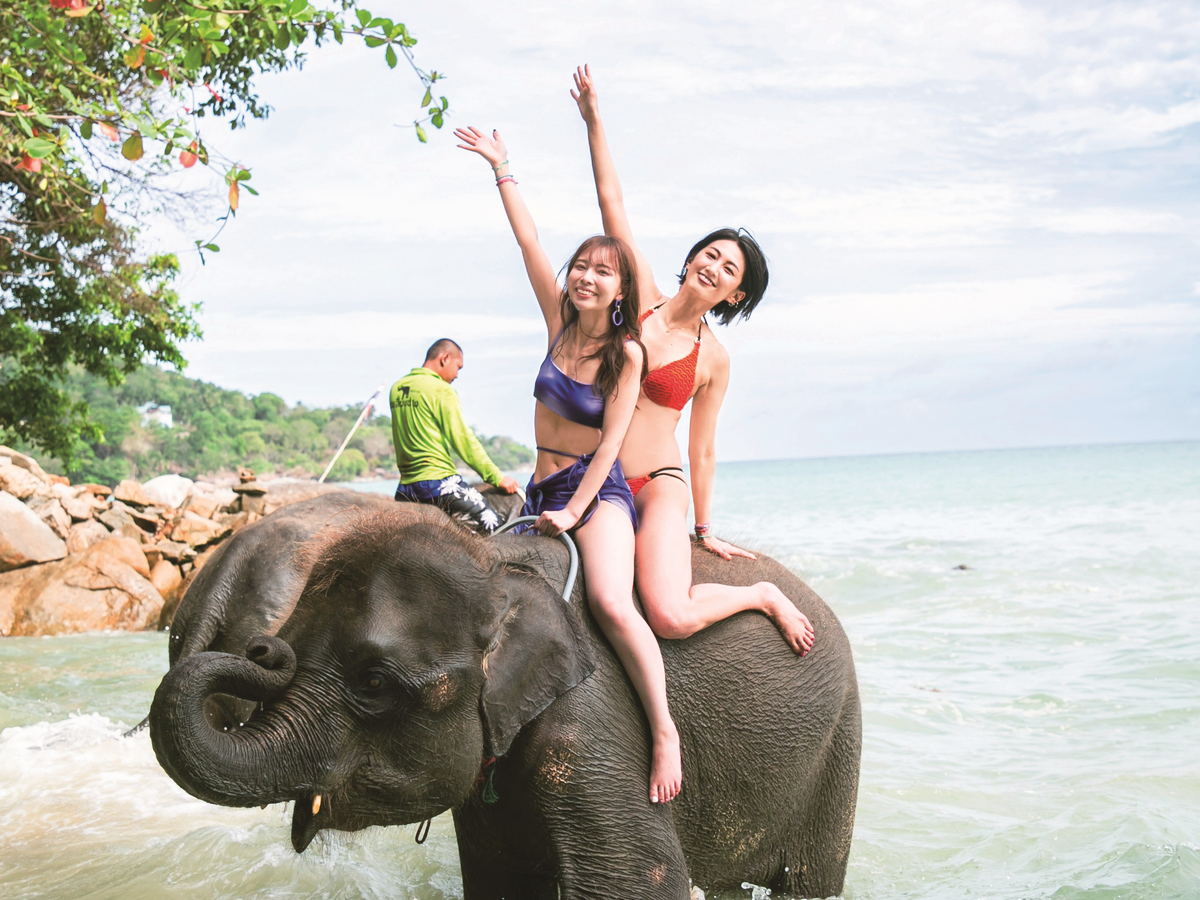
[649,723,683,804]
[759,582,815,655]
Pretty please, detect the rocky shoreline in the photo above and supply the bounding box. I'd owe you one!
[1,446,347,637]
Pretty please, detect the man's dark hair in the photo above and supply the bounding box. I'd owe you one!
[677,227,769,325]
[424,338,463,362]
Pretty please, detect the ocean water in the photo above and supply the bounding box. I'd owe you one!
[1,441,1197,899]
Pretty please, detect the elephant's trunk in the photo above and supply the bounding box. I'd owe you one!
[149,636,316,809]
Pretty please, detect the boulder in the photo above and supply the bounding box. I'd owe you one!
[149,558,183,602]
[0,565,42,635]
[27,496,72,540]
[60,488,108,521]
[153,540,195,564]
[188,483,238,518]
[142,474,195,510]
[2,535,161,636]
[67,519,113,554]
[0,461,47,500]
[113,479,154,508]
[170,510,232,548]
[0,446,45,473]
[78,483,112,497]
[0,491,68,572]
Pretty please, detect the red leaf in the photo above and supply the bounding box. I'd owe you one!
[227,181,239,211]
[98,122,119,141]
[17,155,42,173]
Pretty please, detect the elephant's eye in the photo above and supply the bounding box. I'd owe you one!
[355,666,392,696]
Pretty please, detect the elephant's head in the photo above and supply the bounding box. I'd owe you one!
[149,504,592,851]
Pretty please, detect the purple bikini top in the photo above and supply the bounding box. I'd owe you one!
[533,335,604,429]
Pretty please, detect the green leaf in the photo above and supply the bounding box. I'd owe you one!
[275,29,290,50]
[430,110,443,128]
[122,132,144,161]
[356,8,371,26]
[80,120,93,139]
[421,87,432,107]
[289,0,309,15]
[15,116,33,138]
[243,185,259,196]
[364,36,385,48]
[235,169,252,181]
[184,44,202,70]
[440,95,449,111]
[23,137,58,159]
[385,45,397,68]
[415,123,427,143]
[204,243,221,252]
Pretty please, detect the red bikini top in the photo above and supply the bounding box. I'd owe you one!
[639,306,700,411]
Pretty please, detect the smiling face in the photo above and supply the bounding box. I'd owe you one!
[566,245,623,311]
[686,239,747,306]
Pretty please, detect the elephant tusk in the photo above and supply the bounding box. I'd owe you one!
[312,793,322,816]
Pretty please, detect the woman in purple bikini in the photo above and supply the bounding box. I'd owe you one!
[455,125,683,804]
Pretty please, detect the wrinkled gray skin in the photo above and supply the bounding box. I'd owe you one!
[150,493,860,899]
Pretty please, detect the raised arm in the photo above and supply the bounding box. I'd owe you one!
[536,341,645,536]
[455,126,562,334]
[571,65,661,306]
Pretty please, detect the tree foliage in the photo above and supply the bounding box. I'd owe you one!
[13,364,534,487]
[1,0,446,459]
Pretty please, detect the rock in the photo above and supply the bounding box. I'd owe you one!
[153,540,195,564]
[113,479,154,508]
[170,510,232,548]
[78,483,112,497]
[60,488,108,521]
[0,491,68,572]
[0,565,41,635]
[2,535,162,636]
[27,497,72,540]
[67,519,112,554]
[0,446,52,481]
[149,558,183,602]
[189,482,238,518]
[0,461,48,500]
[142,474,194,510]
[98,502,137,533]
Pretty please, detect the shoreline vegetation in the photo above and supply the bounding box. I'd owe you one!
[9,364,534,488]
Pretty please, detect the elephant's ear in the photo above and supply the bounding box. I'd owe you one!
[479,540,594,758]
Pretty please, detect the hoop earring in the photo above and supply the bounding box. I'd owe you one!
[611,298,624,327]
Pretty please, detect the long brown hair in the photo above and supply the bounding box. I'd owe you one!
[556,235,647,401]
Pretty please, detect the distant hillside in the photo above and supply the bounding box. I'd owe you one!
[20,366,533,487]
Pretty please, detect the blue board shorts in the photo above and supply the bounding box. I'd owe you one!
[516,454,637,533]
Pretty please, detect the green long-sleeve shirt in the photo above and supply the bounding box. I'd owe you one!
[389,368,502,486]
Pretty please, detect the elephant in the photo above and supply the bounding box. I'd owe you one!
[149,492,860,898]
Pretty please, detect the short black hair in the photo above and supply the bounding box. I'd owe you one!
[424,338,463,362]
[677,228,769,325]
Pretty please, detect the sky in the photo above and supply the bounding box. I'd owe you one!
[155,0,1200,461]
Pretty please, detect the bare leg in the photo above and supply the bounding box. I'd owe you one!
[574,501,682,804]
[635,477,814,654]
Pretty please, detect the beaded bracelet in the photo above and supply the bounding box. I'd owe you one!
[491,159,509,171]
[693,523,711,540]
[496,174,518,187]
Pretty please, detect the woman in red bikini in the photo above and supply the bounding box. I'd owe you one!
[571,66,815,655]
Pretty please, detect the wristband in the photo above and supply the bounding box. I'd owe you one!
[496,174,518,186]
[693,523,711,540]
[491,159,509,171]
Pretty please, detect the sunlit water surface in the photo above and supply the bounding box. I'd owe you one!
[2,441,1197,898]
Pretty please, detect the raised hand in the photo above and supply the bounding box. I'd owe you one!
[454,126,508,169]
[570,64,599,123]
